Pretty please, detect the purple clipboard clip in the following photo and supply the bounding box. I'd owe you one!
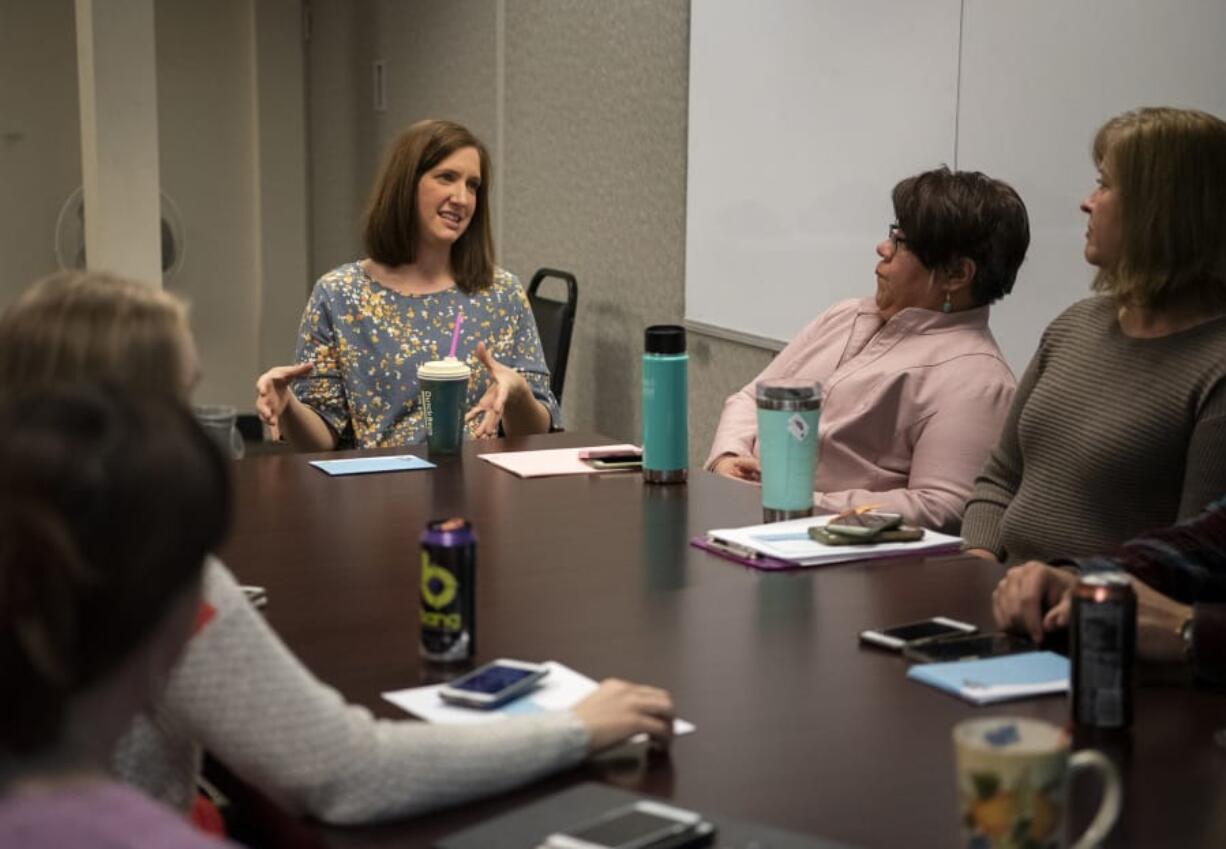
[689,535,804,571]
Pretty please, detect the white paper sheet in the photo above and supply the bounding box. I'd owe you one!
[477,445,641,478]
[382,661,695,737]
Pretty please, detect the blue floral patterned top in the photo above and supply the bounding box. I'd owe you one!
[292,262,559,448]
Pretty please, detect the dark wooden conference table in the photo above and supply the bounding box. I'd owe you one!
[221,432,1226,849]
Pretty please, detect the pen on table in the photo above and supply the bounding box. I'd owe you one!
[705,536,760,560]
[831,503,884,521]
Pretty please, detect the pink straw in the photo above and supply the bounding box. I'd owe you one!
[448,308,465,358]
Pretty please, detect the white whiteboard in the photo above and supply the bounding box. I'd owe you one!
[687,0,1226,372]
[685,0,961,346]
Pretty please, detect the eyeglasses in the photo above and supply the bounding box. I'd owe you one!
[886,223,908,256]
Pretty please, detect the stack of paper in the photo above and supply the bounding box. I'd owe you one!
[906,651,1070,705]
[703,515,962,568]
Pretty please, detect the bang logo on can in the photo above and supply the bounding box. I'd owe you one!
[419,518,476,663]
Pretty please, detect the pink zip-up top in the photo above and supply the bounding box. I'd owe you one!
[706,298,1015,534]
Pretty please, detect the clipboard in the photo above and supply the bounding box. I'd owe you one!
[689,535,804,572]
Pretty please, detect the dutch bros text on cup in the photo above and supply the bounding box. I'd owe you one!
[952,716,1121,849]
[755,378,821,522]
[417,357,472,454]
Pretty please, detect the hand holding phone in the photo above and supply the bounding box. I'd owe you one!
[438,659,549,709]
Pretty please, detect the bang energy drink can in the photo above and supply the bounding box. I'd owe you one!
[419,517,476,663]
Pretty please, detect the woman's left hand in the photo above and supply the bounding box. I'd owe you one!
[466,341,532,438]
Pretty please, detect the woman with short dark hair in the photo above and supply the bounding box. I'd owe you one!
[256,119,556,450]
[963,107,1226,564]
[0,386,231,847]
[709,166,1030,533]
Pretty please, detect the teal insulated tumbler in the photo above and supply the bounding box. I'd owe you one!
[642,325,688,484]
[755,378,821,522]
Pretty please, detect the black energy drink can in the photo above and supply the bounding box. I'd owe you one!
[1071,572,1136,729]
[419,518,476,663]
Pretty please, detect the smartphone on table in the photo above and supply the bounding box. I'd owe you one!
[858,617,978,651]
[825,511,903,538]
[902,632,1031,663]
[437,659,549,709]
[579,447,643,470]
[543,800,716,849]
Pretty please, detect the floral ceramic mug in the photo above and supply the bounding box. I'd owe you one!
[953,717,1121,849]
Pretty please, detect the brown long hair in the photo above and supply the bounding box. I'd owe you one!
[362,119,496,294]
[0,271,192,401]
[0,386,230,754]
[1091,107,1226,310]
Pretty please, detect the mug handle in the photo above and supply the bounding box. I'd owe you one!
[1068,749,1122,849]
[230,424,246,460]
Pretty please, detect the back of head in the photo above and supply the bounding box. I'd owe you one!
[0,271,191,402]
[362,118,495,294]
[1091,106,1226,309]
[0,385,231,756]
[891,166,1031,306]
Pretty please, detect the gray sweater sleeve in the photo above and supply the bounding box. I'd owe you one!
[115,558,589,825]
[960,346,1042,558]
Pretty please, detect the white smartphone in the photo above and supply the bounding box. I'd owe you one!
[437,659,549,709]
[825,511,904,538]
[858,616,978,651]
[544,800,715,849]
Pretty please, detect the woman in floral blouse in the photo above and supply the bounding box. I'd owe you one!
[256,119,557,449]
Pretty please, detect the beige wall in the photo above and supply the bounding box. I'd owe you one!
[0,0,307,409]
[305,0,375,278]
[0,0,82,304]
[307,0,773,465]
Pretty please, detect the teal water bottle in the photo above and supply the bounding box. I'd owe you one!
[642,325,688,484]
[755,378,822,522]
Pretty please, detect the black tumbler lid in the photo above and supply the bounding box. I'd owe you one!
[645,324,686,354]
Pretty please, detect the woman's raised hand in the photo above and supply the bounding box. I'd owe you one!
[255,363,313,428]
[466,341,531,438]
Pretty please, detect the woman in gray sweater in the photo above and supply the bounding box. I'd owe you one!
[962,107,1226,565]
[0,271,675,827]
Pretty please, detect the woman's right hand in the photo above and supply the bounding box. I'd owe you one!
[992,561,1078,642]
[711,454,761,482]
[572,679,675,753]
[255,363,313,428]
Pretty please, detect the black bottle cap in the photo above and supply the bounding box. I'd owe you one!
[645,325,686,355]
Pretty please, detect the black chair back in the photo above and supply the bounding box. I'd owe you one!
[526,268,578,403]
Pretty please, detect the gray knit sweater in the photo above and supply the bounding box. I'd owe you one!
[962,297,1226,564]
[111,558,589,825]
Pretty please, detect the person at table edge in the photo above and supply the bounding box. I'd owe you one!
[257,119,556,449]
[707,166,1030,534]
[993,494,1226,685]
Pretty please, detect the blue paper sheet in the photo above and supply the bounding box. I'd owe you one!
[309,455,436,476]
[906,651,1069,705]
